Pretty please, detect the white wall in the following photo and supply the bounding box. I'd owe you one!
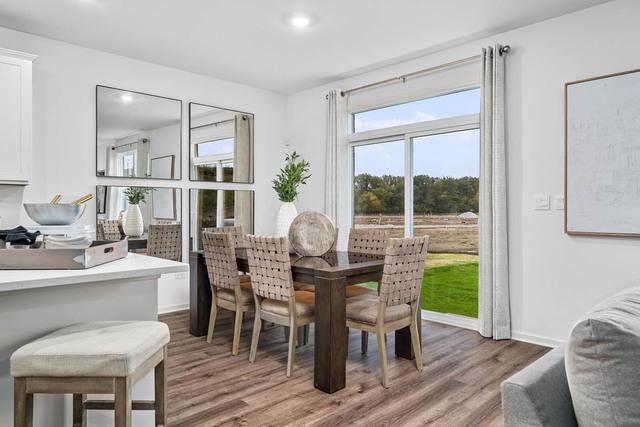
[286,0,640,346]
[0,26,287,313]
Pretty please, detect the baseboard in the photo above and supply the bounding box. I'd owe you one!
[421,309,478,331]
[158,303,189,314]
[511,331,563,348]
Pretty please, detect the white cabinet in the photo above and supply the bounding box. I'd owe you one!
[0,48,36,185]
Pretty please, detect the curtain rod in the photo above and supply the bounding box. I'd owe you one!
[335,45,510,98]
[190,115,248,131]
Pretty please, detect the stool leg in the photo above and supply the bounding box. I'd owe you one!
[114,377,131,427]
[155,347,167,427]
[14,378,33,427]
[73,394,86,427]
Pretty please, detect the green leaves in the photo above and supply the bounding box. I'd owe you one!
[124,187,151,205]
[272,151,311,203]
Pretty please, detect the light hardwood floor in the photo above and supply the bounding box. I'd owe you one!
[160,310,547,427]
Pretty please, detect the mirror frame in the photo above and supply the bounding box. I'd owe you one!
[95,85,183,181]
[188,101,254,184]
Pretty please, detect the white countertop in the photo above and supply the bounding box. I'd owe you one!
[0,253,188,293]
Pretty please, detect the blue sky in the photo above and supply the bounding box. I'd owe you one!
[197,138,234,156]
[353,88,480,178]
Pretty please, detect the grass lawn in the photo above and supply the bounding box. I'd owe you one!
[359,253,478,318]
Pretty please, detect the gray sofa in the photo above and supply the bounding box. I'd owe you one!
[502,285,640,427]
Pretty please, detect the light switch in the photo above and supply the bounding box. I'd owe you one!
[555,195,565,210]
[533,194,550,210]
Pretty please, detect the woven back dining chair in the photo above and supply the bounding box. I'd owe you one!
[202,231,255,355]
[147,224,182,262]
[97,219,121,241]
[245,235,315,377]
[345,236,429,387]
[203,225,247,248]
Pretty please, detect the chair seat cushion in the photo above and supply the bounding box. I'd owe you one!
[10,321,169,378]
[346,294,411,325]
[346,285,376,299]
[217,282,254,304]
[261,291,315,317]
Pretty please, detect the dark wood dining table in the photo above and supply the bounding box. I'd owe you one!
[189,250,421,394]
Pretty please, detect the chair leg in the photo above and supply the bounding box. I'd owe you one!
[249,311,261,363]
[232,310,244,356]
[286,322,297,377]
[376,330,389,388]
[154,347,167,427]
[296,326,308,347]
[14,378,33,427]
[410,318,423,372]
[361,331,369,354]
[73,393,86,427]
[114,377,132,427]
[206,299,218,344]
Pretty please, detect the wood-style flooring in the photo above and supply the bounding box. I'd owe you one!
[160,310,547,427]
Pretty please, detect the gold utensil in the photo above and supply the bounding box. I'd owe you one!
[72,194,94,205]
[50,194,62,204]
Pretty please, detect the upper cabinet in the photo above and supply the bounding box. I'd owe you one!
[96,85,182,180]
[189,102,254,183]
[0,48,36,185]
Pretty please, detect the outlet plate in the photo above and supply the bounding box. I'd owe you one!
[534,194,550,210]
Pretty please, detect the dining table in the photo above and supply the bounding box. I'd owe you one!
[189,249,421,394]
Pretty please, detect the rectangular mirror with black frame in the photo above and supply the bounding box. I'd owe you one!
[189,102,254,183]
[96,85,182,180]
[96,185,182,255]
[189,188,254,251]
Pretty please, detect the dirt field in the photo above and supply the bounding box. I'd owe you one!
[354,214,478,254]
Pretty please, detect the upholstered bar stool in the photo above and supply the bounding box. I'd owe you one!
[11,321,169,427]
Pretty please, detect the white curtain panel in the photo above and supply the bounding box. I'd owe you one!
[478,45,511,340]
[324,90,338,222]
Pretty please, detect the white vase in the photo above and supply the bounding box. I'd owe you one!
[125,204,144,237]
[274,202,298,238]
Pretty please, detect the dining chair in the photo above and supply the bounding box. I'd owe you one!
[147,224,182,262]
[203,225,247,248]
[347,227,390,352]
[345,236,428,388]
[246,235,315,377]
[202,231,255,355]
[97,219,122,241]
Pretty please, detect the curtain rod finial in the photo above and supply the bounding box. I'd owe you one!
[499,45,511,55]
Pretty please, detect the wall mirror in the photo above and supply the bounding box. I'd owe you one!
[96,85,182,180]
[189,102,254,183]
[96,185,182,254]
[189,189,254,250]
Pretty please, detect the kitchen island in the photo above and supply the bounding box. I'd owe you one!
[0,253,188,427]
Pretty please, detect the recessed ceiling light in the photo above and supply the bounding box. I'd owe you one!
[290,14,311,28]
[120,93,133,103]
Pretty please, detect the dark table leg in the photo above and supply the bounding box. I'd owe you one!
[189,251,211,337]
[313,275,347,394]
[395,296,422,359]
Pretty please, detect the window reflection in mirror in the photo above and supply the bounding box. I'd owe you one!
[96,86,182,179]
[189,189,254,251]
[189,103,254,183]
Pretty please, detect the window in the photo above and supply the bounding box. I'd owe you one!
[352,88,480,133]
[195,138,235,157]
[192,138,236,182]
[350,86,480,318]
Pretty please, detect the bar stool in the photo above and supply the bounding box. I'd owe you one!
[11,321,169,427]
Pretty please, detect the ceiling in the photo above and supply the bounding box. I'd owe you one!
[0,0,610,94]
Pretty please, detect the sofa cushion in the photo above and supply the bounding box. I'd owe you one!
[565,286,640,427]
[10,321,169,378]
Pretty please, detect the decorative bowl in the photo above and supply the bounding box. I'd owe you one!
[23,203,86,226]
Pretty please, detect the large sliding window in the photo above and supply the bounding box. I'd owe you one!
[350,87,480,318]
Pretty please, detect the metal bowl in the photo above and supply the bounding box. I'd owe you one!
[23,203,86,226]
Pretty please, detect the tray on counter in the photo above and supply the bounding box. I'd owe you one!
[0,240,128,270]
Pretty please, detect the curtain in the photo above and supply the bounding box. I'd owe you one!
[234,114,253,233]
[478,45,511,340]
[324,90,338,223]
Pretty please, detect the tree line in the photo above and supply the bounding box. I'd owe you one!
[354,173,479,215]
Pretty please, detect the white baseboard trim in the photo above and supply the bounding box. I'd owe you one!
[421,309,478,331]
[158,303,189,314]
[511,331,563,348]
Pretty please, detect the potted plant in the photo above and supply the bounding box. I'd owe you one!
[123,187,151,237]
[272,151,311,237]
